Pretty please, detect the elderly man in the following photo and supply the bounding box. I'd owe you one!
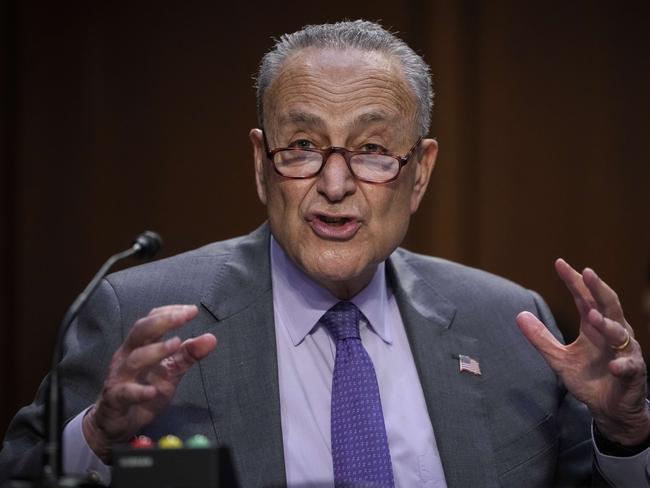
[1,20,648,487]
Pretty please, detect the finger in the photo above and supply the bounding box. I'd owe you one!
[121,336,182,374]
[102,382,157,410]
[161,333,217,378]
[555,258,596,317]
[516,311,566,372]
[587,308,632,349]
[577,313,609,350]
[184,333,217,360]
[582,268,626,324]
[147,304,197,318]
[609,353,646,380]
[124,305,198,351]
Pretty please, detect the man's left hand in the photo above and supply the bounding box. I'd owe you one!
[517,258,650,446]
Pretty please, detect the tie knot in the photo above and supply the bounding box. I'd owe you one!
[320,301,361,341]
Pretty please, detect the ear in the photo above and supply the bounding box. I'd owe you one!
[409,138,438,214]
[249,128,268,205]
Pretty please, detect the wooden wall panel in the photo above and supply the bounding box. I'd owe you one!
[473,3,650,341]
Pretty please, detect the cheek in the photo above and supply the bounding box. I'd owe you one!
[265,178,313,230]
[265,185,290,231]
[364,184,413,250]
[390,167,421,216]
[380,177,414,216]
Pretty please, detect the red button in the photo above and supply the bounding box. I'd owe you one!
[131,435,154,448]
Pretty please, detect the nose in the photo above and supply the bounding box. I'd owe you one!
[315,152,357,202]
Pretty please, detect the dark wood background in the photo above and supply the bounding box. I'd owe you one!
[2,1,649,439]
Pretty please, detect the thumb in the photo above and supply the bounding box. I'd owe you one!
[162,333,217,378]
[516,311,565,373]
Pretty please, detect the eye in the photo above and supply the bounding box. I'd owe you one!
[288,139,316,150]
[360,142,387,153]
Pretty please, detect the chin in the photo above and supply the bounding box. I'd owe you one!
[304,248,376,295]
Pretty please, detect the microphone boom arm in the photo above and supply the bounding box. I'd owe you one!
[42,232,161,487]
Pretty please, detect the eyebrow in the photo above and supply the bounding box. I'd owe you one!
[278,111,326,129]
[353,110,392,126]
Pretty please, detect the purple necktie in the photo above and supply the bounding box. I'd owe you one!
[321,301,395,488]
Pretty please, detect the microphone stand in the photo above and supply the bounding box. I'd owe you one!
[38,232,162,488]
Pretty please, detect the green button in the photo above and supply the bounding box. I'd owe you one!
[186,434,211,448]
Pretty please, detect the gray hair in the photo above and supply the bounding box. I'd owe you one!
[255,20,433,137]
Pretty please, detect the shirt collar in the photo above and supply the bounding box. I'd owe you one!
[270,236,393,346]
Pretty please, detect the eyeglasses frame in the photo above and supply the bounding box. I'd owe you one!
[261,130,423,184]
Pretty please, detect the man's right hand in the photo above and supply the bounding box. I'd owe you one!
[82,304,217,462]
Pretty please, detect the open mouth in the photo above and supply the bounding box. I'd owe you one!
[318,215,352,226]
[309,213,360,240]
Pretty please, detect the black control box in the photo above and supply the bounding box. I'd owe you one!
[112,446,238,488]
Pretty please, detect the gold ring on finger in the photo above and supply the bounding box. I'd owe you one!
[611,331,631,351]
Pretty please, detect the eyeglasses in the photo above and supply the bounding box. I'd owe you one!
[262,131,422,184]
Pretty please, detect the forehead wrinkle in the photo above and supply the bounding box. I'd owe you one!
[270,61,413,104]
[276,85,410,124]
[278,71,413,103]
[266,53,418,140]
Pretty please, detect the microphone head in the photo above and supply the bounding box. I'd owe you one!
[132,231,162,259]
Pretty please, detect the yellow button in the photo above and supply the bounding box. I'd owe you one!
[158,435,183,448]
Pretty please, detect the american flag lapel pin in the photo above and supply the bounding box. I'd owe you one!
[458,354,482,376]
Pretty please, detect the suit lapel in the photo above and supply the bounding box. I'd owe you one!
[388,251,499,488]
[194,225,286,487]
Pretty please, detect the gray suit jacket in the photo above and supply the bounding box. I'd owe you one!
[0,223,595,487]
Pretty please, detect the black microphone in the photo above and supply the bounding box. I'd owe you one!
[41,231,162,487]
[132,231,162,259]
